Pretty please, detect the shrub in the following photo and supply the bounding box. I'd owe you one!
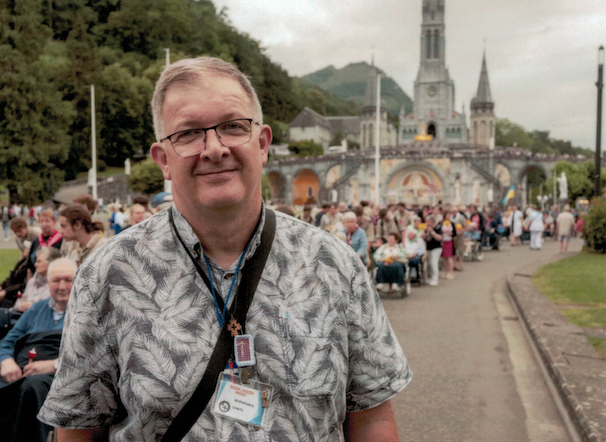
[583,196,606,253]
[127,158,165,195]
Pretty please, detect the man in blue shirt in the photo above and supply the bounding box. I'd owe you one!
[343,212,368,265]
[0,258,76,442]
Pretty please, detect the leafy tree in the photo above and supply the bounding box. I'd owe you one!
[305,89,326,115]
[127,158,164,195]
[288,140,323,157]
[544,161,606,203]
[495,118,532,149]
[0,0,75,204]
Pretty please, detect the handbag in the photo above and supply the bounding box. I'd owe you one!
[161,208,276,442]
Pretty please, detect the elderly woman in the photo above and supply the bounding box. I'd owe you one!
[13,247,61,313]
[374,233,407,292]
[342,211,368,265]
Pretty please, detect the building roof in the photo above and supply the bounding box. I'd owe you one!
[289,107,332,131]
[325,116,361,135]
[471,52,493,105]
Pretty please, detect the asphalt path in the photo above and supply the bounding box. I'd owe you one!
[385,237,582,442]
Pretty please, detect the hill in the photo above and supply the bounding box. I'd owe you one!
[301,62,412,118]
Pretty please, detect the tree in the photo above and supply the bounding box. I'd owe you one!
[0,0,75,204]
[583,197,606,253]
[544,161,606,203]
[127,158,164,195]
[495,119,532,148]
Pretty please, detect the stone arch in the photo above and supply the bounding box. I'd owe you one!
[517,164,548,208]
[326,165,342,188]
[383,161,446,205]
[427,122,436,138]
[292,169,320,206]
[266,171,286,202]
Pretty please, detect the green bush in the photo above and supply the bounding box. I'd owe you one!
[583,196,606,253]
[127,158,165,195]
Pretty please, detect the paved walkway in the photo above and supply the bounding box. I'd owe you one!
[386,237,584,442]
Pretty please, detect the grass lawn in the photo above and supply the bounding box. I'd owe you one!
[0,249,22,282]
[534,252,606,358]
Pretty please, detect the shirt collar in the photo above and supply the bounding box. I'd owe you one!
[170,202,266,264]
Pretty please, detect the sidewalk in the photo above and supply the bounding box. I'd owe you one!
[506,239,606,442]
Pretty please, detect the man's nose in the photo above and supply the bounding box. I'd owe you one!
[201,128,230,162]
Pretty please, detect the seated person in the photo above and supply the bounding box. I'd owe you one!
[374,233,407,292]
[403,230,426,279]
[59,205,107,266]
[0,258,76,442]
[464,222,482,256]
[9,217,40,259]
[342,211,368,265]
[13,247,61,313]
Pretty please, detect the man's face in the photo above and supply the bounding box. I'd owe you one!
[151,76,271,213]
[39,216,56,236]
[49,266,74,310]
[59,216,77,241]
[329,205,338,216]
[15,227,28,239]
[130,207,145,225]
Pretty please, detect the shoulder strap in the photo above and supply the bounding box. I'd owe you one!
[161,208,276,442]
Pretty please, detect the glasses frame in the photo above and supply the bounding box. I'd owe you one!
[160,118,260,157]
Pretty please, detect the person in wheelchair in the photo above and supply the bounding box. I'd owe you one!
[464,222,482,259]
[374,233,407,292]
[403,230,426,282]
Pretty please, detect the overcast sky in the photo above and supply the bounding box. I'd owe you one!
[212,0,605,150]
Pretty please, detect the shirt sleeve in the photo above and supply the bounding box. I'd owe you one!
[345,255,412,412]
[38,277,119,429]
[0,307,34,363]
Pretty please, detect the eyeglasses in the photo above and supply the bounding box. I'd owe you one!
[160,118,260,157]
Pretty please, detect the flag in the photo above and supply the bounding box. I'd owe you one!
[502,185,515,206]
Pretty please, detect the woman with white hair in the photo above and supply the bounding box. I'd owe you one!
[342,211,368,265]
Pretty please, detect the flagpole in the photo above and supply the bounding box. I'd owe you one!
[90,85,97,201]
[374,73,381,206]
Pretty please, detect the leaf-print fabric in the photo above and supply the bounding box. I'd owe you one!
[38,206,411,441]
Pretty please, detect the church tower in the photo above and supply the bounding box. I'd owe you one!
[399,0,468,145]
[469,52,495,146]
[360,62,396,150]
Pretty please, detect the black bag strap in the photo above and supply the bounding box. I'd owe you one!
[161,208,276,442]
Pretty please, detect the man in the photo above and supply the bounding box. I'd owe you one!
[425,216,443,286]
[9,217,41,258]
[58,205,107,266]
[0,258,76,442]
[394,202,411,231]
[353,206,374,244]
[121,203,147,231]
[72,194,97,216]
[27,209,62,275]
[556,205,575,253]
[39,57,410,442]
[319,202,341,232]
[297,205,314,224]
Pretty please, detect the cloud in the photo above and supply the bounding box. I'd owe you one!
[214,0,606,149]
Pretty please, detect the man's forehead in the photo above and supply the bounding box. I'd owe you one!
[49,267,75,279]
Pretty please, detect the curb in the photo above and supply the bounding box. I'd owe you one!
[506,276,603,442]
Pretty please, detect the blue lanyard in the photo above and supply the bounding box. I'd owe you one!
[203,239,252,328]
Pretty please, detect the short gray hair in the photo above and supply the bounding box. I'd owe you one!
[151,57,263,142]
[47,258,78,279]
[343,211,357,221]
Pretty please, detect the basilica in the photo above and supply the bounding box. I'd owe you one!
[267,0,558,207]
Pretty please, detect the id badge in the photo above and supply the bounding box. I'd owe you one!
[212,373,273,428]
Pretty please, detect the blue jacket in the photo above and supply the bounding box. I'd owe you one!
[347,228,368,264]
[0,298,64,364]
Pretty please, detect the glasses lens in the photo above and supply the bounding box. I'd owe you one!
[172,129,206,156]
[216,119,252,147]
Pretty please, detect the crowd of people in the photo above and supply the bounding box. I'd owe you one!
[274,199,586,292]
[0,193,161,441]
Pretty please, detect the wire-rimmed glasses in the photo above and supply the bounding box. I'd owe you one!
[160,118,260,157]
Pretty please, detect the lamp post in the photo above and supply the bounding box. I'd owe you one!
[90,85,97,200]
[595,45,604,198]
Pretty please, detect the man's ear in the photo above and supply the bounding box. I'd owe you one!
[150,143,172,181]
[258,124,273,165]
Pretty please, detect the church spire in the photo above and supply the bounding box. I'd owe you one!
[472,51,493,106]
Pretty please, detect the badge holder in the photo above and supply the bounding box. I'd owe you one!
[212,373,273,428]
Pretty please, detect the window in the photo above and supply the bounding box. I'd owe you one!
[434,30,439,59]
[426,30,432,59]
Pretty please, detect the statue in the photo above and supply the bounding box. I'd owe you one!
[487,187,494,204]
[124,158,131,175]
[454,177,462,205]
[557,172,568,201]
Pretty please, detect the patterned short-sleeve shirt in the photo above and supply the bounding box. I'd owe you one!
[39,205,411,442]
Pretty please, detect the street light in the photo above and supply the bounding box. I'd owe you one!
[595,45,604,198]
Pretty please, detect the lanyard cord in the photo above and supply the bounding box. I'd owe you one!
[203,238,251,328]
